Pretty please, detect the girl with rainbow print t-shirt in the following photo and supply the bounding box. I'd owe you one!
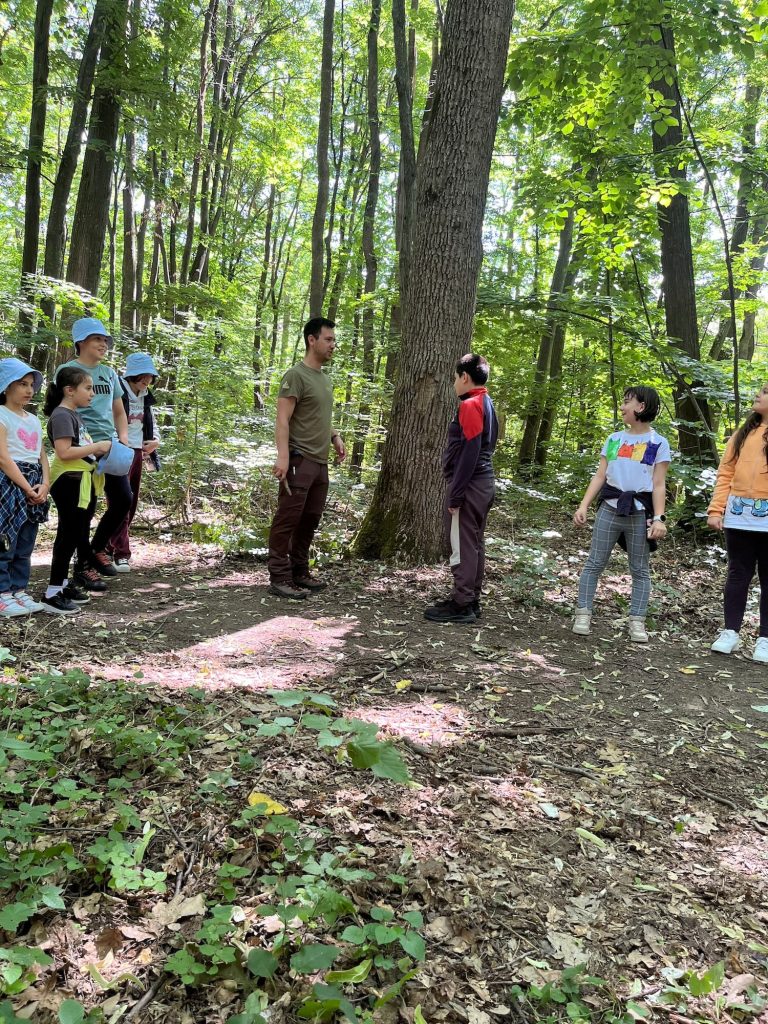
[572,386,671,644]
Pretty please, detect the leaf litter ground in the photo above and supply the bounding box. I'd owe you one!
[2,515,768,1023]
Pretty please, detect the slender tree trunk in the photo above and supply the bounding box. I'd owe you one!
[42,0,109,316]
[309,0,335,317]
[392,0,417,313]
[253,183,275,411]
[355,0,515,561]
[651,22,715,466]
[518,206,575,467]
[66,0,129,294]
[19,0,54,343]
[351,0,381,477]
[181,0,214,286]
[709,81,763,361]
[740,211,768,360]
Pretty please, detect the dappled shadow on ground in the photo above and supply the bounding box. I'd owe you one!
[5,526,768,1022]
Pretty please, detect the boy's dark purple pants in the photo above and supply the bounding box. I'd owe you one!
[446,473,495,607]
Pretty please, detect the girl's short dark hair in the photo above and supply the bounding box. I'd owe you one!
[624,386,660,423]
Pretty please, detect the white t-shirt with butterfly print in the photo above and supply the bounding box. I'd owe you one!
[0,407,43,463]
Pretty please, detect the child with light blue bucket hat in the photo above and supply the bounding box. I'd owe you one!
[105,353,161,572]
[0,357,50,616]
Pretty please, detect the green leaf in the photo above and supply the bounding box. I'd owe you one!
[0,1002,25,1023]
[562,122,575,135]
[399,931,426,961]
[574,827,607,850]
[403,910,424,929]
[290,944,338,974]
[0,904,35,933]
[0,738,50,762]
[653,120,669,137]
[247,949,278,978]
[340,925,366,944]
[59,1000,85,1024]
[326,958,372,983]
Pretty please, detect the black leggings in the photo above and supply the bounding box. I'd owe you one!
[724,528,768,637]
[50,474,97,586]
[91,472,132,555]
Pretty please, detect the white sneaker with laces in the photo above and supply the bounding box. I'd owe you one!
[572,609,592,635]
[753,637,768,664]
[710,629,742,655]
[113,559,131,573]
[0,593,29,617]
[628,616,649,643]
[13,591,45,613]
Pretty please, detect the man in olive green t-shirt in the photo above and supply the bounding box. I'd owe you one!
[267,317,346,599]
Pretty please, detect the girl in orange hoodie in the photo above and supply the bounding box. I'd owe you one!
[707,384,768,663]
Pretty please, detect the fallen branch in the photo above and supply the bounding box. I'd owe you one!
[479,726,574,739]
[528,755,599,781]
[687,785,738,811]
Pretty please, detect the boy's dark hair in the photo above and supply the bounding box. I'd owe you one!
[303,317,335,349]
[43,367,89,416]
[623,385,660,423]
[456,353,489,386]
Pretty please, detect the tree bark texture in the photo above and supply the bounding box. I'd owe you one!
[392,0,417,313]
[309,0,335,317]
[651,23,714,465]
[66,0,128,295]
[19,0,54,341]
[355,0,515,561]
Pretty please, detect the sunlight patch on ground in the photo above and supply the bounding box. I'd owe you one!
[362,566,450,597]
[88,615,355,692]
[718,830,768,885]
[354,697,474,746]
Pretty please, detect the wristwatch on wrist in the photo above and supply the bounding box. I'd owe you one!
[652,514,666,523]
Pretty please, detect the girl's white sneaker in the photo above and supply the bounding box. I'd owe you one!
[13,591,45,613]
[628,616,648,643]
[753,637,768,664]
[710,629,742,655]
[572,609,592,635]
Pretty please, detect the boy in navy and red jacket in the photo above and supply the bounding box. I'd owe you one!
[425,353,498,624]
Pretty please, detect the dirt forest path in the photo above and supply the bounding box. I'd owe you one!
[3,530,768,1021]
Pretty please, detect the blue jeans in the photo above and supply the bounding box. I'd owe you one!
[0,518,39,593]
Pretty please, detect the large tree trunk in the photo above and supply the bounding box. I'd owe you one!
[355,0,515,561]
[350,0,382,477]
[517,205,575,468]
[66,0,128,294]
[309,0,335,317]
[651,23,715,466]
[739,211,768,360]
[19,0,54,344]
[41,0,109,317]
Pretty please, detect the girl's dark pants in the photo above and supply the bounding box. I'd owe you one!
[50,474,97,586]
[108,448,144,559]
[91,472,133,556]
[724,528,768,637]
[267,453,329,583]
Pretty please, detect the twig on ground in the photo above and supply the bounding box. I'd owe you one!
[126,973,168,1019]
[479,726,574,739]
[687,785,738,811]
[402,737,432,757]
[528,755,599,781]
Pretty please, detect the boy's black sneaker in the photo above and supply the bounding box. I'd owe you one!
[431,596,482,618]
[62,584,91,605]
[73,566,108,593]
[423,599,477,624]
[41,592,80,616]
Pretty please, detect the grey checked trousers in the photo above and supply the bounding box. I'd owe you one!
[577,502,651,617]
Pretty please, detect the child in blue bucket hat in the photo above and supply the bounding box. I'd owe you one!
[56,317,131,580]
[106,353,161,572]
[0,357,50,616]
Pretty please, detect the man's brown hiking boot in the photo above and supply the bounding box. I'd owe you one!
[268,581,309,600]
